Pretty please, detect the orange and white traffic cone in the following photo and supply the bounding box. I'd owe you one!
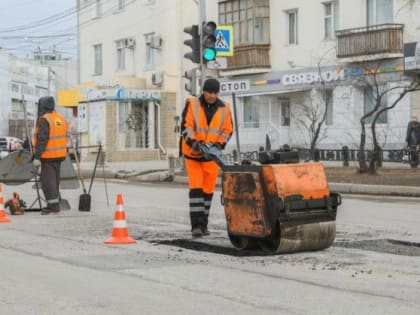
[0,183,11,223]
[104,193,136,244]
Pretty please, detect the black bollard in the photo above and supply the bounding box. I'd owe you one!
[342,146,349,167]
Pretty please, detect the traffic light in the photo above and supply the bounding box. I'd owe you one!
[183,24,200,64]
[184,68,197,96]
[201,21,217,63]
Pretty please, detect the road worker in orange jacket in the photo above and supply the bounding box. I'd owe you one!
[180,78,234,237]
[33,96,68,215]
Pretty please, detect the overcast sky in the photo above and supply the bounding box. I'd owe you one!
[0,0,77,59]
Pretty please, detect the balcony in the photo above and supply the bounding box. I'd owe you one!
[223,44,270,74]
[336,24,404,62]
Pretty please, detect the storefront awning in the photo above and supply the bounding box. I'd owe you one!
[233,88,311,98]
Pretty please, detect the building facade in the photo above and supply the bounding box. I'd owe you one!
[0,49,77,142]
[218,0,420,152]
[77,0,218,161]
[77,0,420,161]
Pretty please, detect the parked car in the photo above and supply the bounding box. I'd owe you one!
[0,136,24,159]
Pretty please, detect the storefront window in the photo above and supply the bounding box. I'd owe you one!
[364,86,387,124]
[118,101,150,148]
[243,96,260,128]
[280,99,290,126]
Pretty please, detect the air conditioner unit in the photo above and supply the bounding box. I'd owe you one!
[151,72,163,86]
[150,36,162,49]
[125,37,136,49]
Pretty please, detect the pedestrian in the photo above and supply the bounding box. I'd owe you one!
[405,114,420,148]
[32,96,68,215]
[180,78,234,237]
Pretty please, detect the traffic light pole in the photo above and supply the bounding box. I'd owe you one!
[199,0,206,92]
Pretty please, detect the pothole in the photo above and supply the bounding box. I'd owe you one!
[334,239,420,256]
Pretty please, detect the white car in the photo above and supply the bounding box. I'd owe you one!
[0,136,24,159]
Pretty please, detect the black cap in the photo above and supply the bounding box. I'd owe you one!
[203,78,220,93]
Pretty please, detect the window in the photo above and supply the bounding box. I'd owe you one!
[325,90,333,125]
[118,101,150,149]
[367,0,393,25]
[116,39,125,71]
[324,1,339,39]
[218,0,269,46]
[144,33,155,67]
[286,10,298,44]
[96,0,103,17]
[94,44,102,75]
[35,86,48,97]
[118,0,125,10]
[280,99,290,126]
[364,86,387,124]
[11,83,19,93]
[243,96,260,128]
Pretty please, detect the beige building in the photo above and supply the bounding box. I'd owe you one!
[77,0,219,161]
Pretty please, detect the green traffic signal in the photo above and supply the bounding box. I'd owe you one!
[202,21,217,63]
[203,48,216,61]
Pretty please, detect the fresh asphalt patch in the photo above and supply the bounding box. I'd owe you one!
[148,237,420,257]
[334,238,420,256]
[149,238,272,257]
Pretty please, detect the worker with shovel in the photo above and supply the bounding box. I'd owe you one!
[32,96,68,215]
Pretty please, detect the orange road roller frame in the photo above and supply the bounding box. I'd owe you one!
[221,162,341,253]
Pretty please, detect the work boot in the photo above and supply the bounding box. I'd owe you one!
[202,227,210,236]
[41,208,60,215]
[192,226,203,238]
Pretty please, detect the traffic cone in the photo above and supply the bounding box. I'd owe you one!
[0,183,11,223]
[104,193,136,244]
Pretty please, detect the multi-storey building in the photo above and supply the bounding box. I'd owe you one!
[77,0,420,161]
[77,0,213,161]
[219,0,420,151]
[0,50,77,141]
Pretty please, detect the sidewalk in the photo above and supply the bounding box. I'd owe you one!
[78,159,420,197]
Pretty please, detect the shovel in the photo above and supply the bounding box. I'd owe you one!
[69,134,91,211]
[59,192,71,210]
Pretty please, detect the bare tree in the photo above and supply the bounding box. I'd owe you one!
[356,63,420,174]
[294,88,331,160]
[293,56,346,160]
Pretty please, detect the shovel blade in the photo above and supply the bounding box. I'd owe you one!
[79,194,91,212]
[59,198,71,210]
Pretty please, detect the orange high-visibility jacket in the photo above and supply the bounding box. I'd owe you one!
[181,97,233,159]
[33,112,68,159]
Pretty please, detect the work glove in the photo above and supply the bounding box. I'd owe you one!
[191,140,201,153]
[213,142,223,150]
[32,159,41,168]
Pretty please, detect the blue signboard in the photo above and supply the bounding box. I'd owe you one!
[215,25,234,57]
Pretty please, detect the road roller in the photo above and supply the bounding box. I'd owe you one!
[201,143,341,254]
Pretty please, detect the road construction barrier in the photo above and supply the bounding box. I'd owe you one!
[104,193,136,244]
[0,183,11,223]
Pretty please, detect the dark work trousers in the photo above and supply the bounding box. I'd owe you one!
[189,188,205,230]
[203,192,213,227]
[40,160,62,210]
[189,190,214,230]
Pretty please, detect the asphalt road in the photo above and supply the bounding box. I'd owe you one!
[0,180,419,315]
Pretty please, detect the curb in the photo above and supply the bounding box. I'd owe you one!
[83,169,420,198]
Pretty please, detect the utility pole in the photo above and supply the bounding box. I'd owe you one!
[199,0,206,90]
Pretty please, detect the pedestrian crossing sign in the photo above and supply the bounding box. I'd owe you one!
[215,25,234,57]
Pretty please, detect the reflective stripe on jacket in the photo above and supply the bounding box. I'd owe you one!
[33,112,68,159]
[181,97,233,159]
